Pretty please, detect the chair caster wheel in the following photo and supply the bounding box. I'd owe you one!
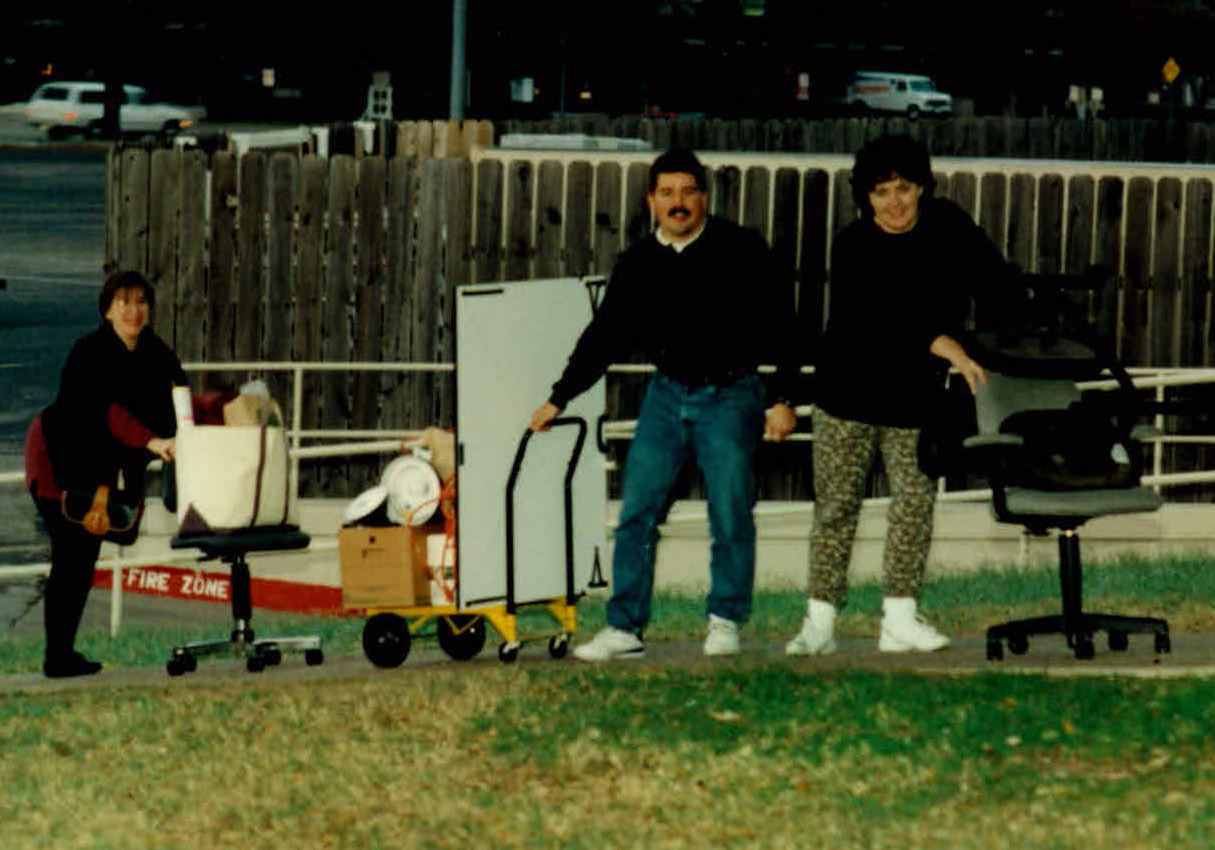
[1155,633,1171,654]
[498,642,520,663]
[305,648,324,666]
[1008,635,1029,656]
[1074,634,1095,660]
[167,654,196,676]
[548,634,569,659]
[1108,630,1129,652]
[986,639,1004,661]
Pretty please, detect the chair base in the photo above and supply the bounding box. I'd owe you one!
[165,529,323,676]
[168,629,324,675]
[986,613,1170,661]
[986,528,1170,661]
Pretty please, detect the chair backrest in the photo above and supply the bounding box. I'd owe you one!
[973,372,1080,437]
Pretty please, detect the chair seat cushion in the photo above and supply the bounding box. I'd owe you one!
[171,526,311,556]
[1003,486,1162,518]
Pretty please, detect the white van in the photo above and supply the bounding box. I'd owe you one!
[846,72,953,119]
[24,81,204,141]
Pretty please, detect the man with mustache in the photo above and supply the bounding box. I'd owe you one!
[530,148,800,661]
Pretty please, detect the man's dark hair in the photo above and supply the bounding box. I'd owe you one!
[99,269,155,318]
[648,147,708,193]
[849,134,936,213]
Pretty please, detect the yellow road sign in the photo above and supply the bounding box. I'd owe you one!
[1163,57,1180,85]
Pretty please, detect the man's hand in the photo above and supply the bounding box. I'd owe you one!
[529,402,561,432]
[764,402,797,442]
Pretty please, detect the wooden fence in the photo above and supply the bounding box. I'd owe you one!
[501,115,1215,165]
[106,134,1215,500]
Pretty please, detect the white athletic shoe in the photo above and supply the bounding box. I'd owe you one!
[785,599,838,656]
[878,598,950,652]
[703,614,741,656]
[573,627,646,661]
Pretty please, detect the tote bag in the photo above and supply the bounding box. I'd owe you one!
[174,424,295,535]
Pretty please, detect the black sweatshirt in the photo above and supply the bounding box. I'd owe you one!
[813,198,1014,428]
[548,216,801,409]
[40,323,186,493]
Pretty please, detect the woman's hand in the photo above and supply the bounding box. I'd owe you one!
[147,437,175,461]
[929,334,988,395]
[764,402,797,442]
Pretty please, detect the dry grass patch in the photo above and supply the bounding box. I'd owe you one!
[2,665,1215,849]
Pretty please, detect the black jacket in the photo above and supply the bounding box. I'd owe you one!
[549,216,801,408]
[41,323,186,493]
[814,198,1015,427]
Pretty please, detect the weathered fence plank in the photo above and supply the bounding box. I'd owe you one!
[207,152,238,366]
[176,149,209,366]
[473,159,504,284]
[147,149,180,344]
[563,161,593,277]
[504,160,535,281]
[265,151,297,414]
[235,152,266,365]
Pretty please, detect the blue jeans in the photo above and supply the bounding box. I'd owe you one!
[607,373,765,634]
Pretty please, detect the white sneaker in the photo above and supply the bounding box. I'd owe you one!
[879,598,950,652]
[573,627,645,661]
[703,614,740,656]
[785,599,838,656]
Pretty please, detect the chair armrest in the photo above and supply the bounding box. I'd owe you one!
[962,434,1025,450]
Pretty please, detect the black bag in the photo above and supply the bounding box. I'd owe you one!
[998,406,1137,491]
[917,383,978,479]
[61,483,145,546]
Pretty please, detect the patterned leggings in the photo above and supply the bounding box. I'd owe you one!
[809,408,936,607]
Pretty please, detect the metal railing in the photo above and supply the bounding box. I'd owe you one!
[3,360,1215,637]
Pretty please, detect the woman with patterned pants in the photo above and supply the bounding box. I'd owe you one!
[786,135,1015,654]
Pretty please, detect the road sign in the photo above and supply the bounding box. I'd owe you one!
[1163,57,1180,85]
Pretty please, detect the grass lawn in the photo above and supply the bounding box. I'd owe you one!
[1,552,1214,849]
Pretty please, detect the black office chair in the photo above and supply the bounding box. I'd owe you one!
[161,464,323,675]
[964,273,1170,661]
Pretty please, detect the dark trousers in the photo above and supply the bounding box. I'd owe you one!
[32,496,102,661]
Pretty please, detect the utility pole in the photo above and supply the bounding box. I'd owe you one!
[449,0,467,119]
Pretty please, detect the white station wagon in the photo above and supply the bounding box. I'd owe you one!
[24,81,204,140]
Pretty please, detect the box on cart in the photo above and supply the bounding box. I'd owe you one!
[339,522,443,609]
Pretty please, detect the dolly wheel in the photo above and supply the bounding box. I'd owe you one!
[498,642,520,663]
[362,613,412,668]
[437,615,486,661]
[305,648,325,666]
[548,634,569,659]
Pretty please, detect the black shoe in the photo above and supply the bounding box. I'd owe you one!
[43,652,103,679]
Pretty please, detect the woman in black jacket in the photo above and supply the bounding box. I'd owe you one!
[25,270,185,677]
[787,135,1012,657]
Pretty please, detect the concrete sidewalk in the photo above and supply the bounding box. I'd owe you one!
[3,598,1213,697]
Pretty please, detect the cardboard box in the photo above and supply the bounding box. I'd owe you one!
[339,523,440,609]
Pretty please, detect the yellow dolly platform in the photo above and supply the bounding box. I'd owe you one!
[354,418,604,666]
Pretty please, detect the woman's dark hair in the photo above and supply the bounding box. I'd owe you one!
[98,270,154,318]
[849,134,936,213]
[648,147,708,193]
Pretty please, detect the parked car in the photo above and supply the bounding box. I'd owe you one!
[24,81,204,140]
[845,72,953,119]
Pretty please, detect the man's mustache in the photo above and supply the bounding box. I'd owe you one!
[667,207,691,217]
